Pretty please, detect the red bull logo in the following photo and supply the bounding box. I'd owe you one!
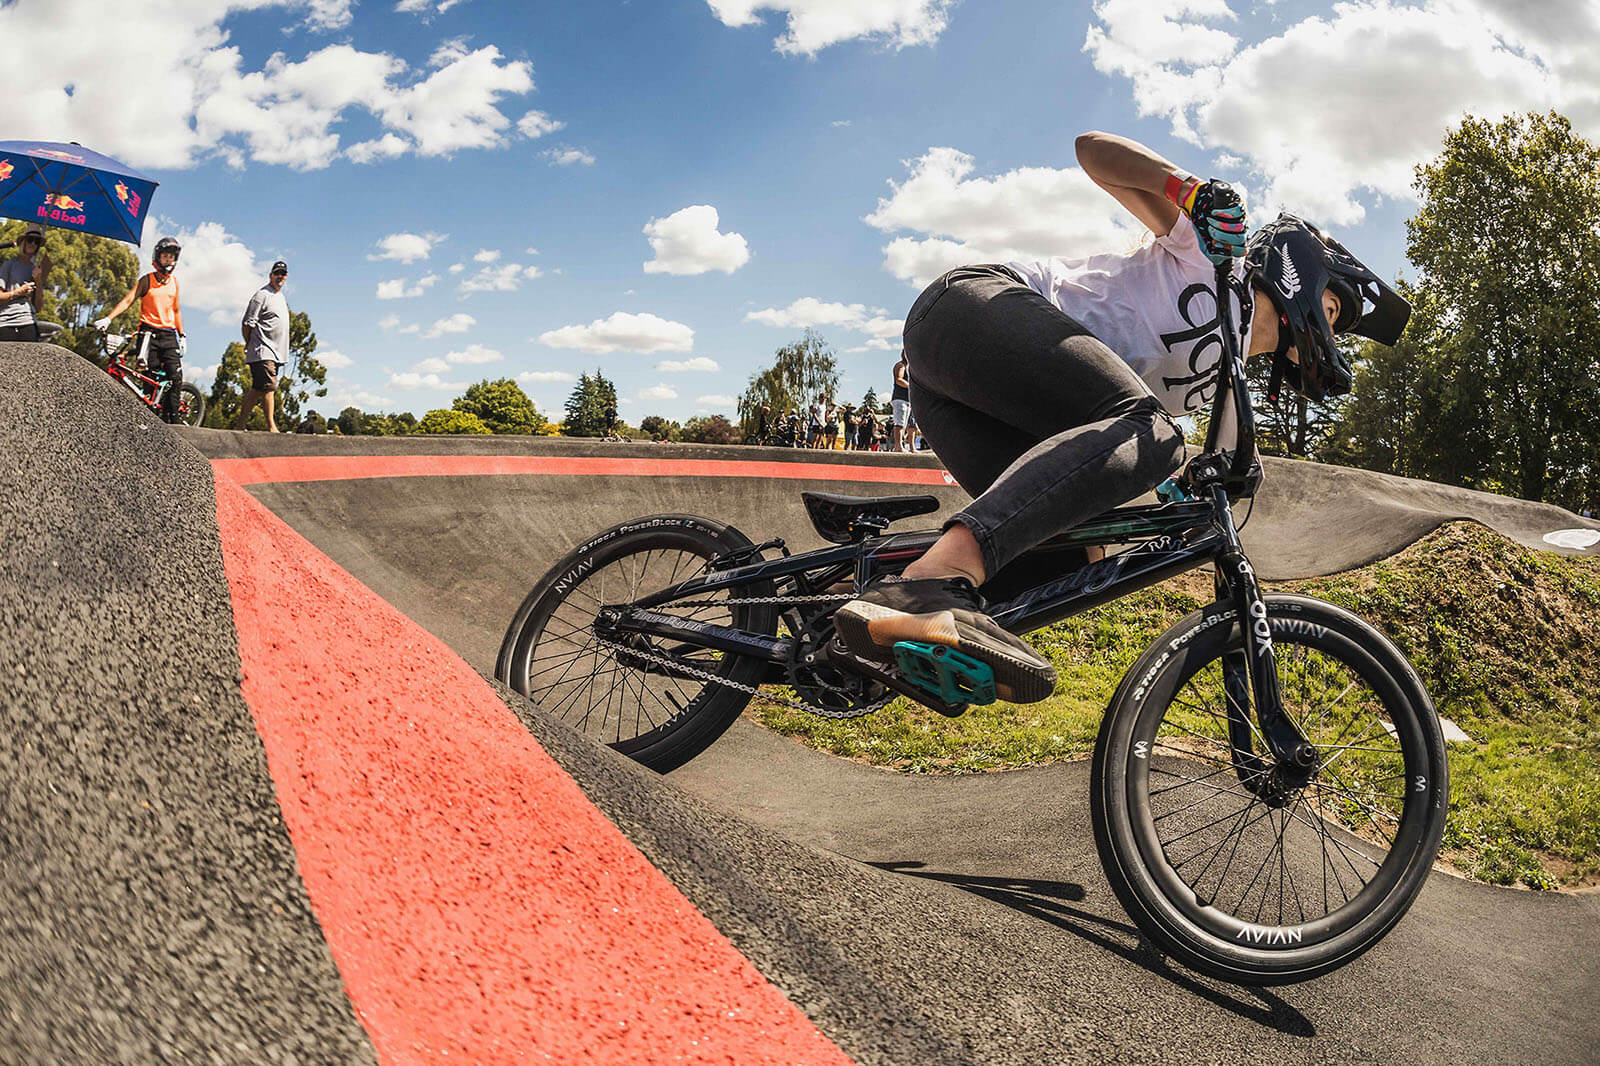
[114,181,141,217]
[35,148,86,163]
[0,160,12,182]
[39,192,87,224]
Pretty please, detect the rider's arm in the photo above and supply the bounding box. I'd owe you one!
[1075,131,1185,237]
[241,290,260,343]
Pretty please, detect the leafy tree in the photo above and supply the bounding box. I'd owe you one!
[737,329,839,439]
[296,410,327,434]
[639,414,680,441]
[1245,350,1353,459]
[0,222,138,361]
[681,414,742,444]
[561,369,618,436]
[417,408,491,434]
[860,385,882,414]
[1391,111,1600,507]
[394,411,417,434]
[201,310,326,430]
[453,377,546,434]
[336,406,364,436]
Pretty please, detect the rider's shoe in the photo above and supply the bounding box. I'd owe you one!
[833,575,1057,703]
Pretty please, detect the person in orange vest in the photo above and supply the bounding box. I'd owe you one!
[96,237,187,422]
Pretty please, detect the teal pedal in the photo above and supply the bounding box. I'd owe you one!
[892,641,997,706]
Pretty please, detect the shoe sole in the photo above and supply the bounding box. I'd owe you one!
[833,601,1056,703]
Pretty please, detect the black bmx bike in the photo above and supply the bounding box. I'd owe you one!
[497,266,1449,985]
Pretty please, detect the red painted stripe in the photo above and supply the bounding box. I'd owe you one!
[213,453,952,487]
[213,467,857,1066]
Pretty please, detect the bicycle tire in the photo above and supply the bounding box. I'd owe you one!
[1091,594,1448,985]
[496,514,778,773]
[177,383,206,427]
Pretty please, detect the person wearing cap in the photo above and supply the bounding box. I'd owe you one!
[235,260,291,432]
[0,223,52,341]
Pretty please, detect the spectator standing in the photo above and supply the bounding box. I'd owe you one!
[859,405,879,450]
[823,402,840,450]
[235,261,291,432]
[808,402,823,449]
[890,350,911,451]
[841,403,857,450]
[0,223,51,341]
[96,236,186,423]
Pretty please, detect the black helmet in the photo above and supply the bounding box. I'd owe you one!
[1245,214,1411,402]
[152,236,182,275]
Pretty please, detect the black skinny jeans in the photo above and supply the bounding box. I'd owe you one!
[902,265,1186,578]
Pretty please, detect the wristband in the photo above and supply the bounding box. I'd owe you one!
[1164,172,1201,213]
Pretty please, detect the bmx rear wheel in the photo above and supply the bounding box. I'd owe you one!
[1091,595,1448,985]
[496,515,777,772]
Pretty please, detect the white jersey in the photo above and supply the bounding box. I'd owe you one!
[1007,217,1250,419]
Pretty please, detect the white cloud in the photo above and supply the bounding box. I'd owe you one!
[1083,0,1599,226]
[642,205,750,275]
[448,262,466,273]
[369,232,444,263]
[705,0,956,56]
[318,348,354,368]
[657,356,720,372]
[517,109,564,138]
[423,312,476,338]
[745,297,874,328]
[459,261,539,294]
[859,315,902,340]
[832,119,852,127]
[398,322,421,334]
[519,369,576,383]
[524,246,540,256]
[323,385,393,410]
[473,248,501,263]
[523,265,543,279]
[377,277,426,299]
[864,147,1143,285]
[140,220,268,327]
[388,370,465,390]
[443,342,501,364]
[0,3,553,173]
[414,357,449,373]
[639,383,678,401]
[696,394,736,407]
[539,311,695,354]
[378,314,403,331]
[544,146,596,166]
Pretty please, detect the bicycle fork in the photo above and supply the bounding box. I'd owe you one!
[1209,486,1317,804]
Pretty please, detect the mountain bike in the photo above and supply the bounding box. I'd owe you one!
[91,326,205,426]
[497,264,1449,986]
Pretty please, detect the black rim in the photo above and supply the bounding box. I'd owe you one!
[517,541,740,748]
[1128,619,1431,949]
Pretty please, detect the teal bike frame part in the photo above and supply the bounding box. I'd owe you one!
[892,641,997,705]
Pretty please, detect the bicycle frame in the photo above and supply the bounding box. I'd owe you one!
[103,333,170,412]
[604,264,1316,774]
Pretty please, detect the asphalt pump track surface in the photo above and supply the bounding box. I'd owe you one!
[5,342,1599,1064]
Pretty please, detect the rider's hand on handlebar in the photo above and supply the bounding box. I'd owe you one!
[1167,175,1247,265]
[92,316,111,331]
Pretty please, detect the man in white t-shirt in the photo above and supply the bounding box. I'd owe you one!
[834,131,1410,705]
[235,260,290,432]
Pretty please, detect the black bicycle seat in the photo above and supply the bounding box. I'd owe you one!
[801,490,940,543]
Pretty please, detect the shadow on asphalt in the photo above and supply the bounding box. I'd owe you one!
[867,860,1316,1038]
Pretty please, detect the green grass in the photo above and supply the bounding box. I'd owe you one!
[753,523,1600,889]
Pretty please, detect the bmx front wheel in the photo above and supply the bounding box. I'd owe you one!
[177,383,206,426]
[1091,594,1448,985]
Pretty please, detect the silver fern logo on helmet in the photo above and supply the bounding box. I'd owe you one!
[1277,245,1302,300]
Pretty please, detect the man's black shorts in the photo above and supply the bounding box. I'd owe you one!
[249,360,280,392]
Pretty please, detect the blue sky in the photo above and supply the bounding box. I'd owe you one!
[6,0,1595,422]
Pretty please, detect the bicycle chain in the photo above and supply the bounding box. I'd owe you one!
[669,592,855,608]
[594,634,895,720]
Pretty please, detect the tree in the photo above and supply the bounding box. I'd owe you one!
[201,310,326,430]
[639,415,680,441]
[1394,111,1600,507]
[453,377,546,434]
[860,385,882,414]
[680,414,742,444]
[0,222,138,361]
[1245,351,1352,459]
[737,329,840,439]
[336,406,364,436]
[417,408,491,434]
[561,369,618,436]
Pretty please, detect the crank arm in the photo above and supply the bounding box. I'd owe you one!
[823,640,968,718]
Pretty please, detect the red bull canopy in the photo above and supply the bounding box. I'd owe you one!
[0,140,158,244]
